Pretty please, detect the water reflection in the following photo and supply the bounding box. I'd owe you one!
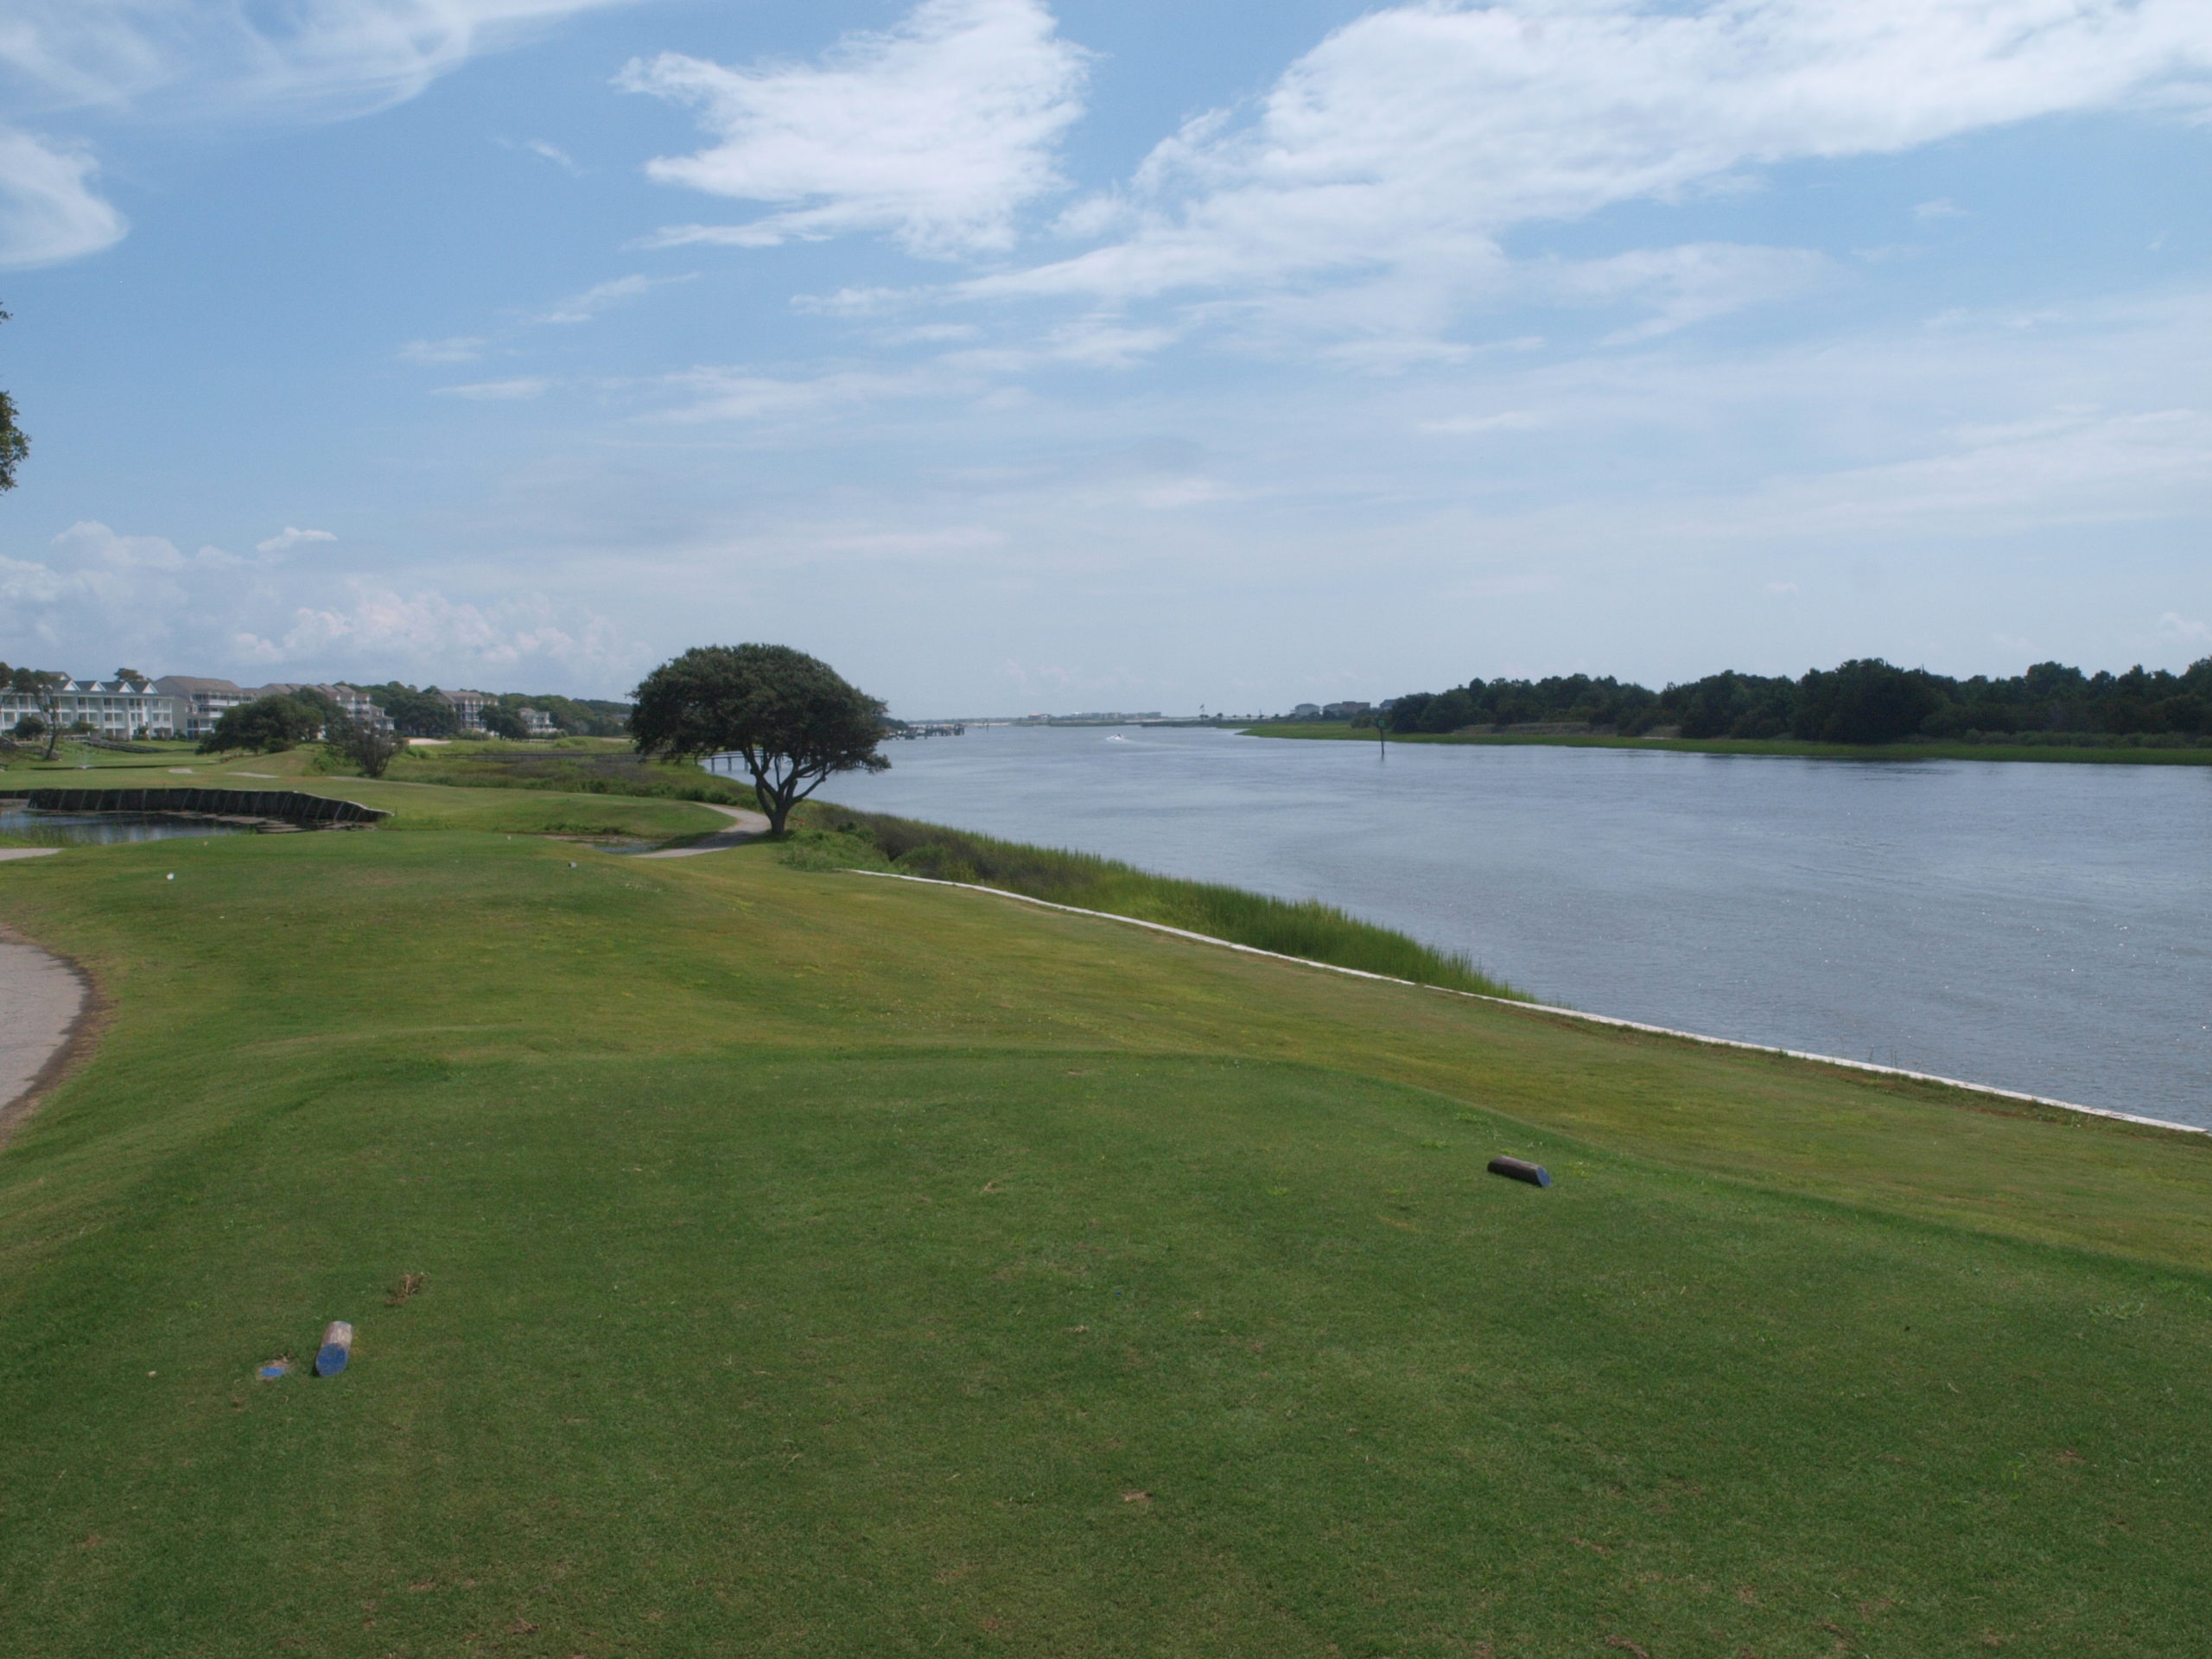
[0,807,247,845]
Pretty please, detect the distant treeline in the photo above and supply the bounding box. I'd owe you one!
[1380,657,2212,744]
[359,683,632,739]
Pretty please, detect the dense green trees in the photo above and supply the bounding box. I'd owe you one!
[358,684,458,739]
[1382,657,2212,744]
[631,644,889,834]
[198,695,324,754]
[479,703,529,741]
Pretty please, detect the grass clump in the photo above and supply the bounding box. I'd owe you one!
[791,803,1518,997]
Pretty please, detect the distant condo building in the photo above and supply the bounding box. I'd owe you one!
[154,676,253,738]
[436,688,496,732]
[3,674,394,741]
[3,676,179,738]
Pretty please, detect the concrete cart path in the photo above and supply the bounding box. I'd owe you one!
[632,802,772,858]
[0,925,90,1139]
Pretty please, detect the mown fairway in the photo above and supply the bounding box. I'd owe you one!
[2,793,2209,1656]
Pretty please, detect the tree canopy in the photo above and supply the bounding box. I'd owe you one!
[630,644,889,834]
[198,695,323,754]
[324,715,404,779]
[0,302,27,494]
[3,664,66,758]
[1381,656,2212,744]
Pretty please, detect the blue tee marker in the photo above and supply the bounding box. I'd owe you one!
[314,1320,354,1377]
[1487,1155,1552,1187]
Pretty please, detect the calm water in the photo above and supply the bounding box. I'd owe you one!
[0,807,244,845]
[779,726,2212,1127]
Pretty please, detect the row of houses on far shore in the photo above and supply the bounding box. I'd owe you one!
[1,676,556,741]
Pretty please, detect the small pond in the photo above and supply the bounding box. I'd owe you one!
[0,806,249,846]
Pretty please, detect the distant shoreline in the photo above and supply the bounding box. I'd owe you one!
[1241,721,2212,766]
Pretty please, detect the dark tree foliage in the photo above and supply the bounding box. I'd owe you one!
[324,716,404,779]
[359,683,458,738]
[1793,660,1946,744]
[631,644,889,834]
[0,302,28,493]
[287,686,346,729]
[1387,673,1656,734]
[198,695,322,754]
[4,664,67,758]
[498,692,631,736]
[480,704,529,741]
[1383,656,2212,745]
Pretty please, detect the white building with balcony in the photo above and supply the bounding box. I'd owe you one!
[153,677,251,739]
[3,677,180,738]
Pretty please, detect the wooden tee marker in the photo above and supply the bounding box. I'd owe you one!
[314,1321,354,1377]
[1487,1155,1551,1187]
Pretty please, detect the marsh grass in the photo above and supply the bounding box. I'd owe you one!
[788,804,1520,997]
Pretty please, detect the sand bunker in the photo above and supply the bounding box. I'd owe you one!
[0,921,90,1141]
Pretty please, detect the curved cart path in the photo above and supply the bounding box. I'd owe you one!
[0,913,92,1145]
[633,802,772,858]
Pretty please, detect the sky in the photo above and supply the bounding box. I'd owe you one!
[0,0,2208,716]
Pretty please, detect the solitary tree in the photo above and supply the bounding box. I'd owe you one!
[324,715,404,778]
[630,644,889,834]
[6,666,66,759]
[0,302,28,493]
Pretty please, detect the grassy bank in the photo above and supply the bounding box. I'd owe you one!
[3,745,734,842]
[785,803,1516,996]
[1,791,2210,1653]
[1248,722,2212,765]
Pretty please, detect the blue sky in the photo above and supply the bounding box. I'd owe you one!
[1,0,2208,714]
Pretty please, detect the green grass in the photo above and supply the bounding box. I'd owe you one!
[341,738,759,806]
[1,805,2209,1655]
[1249,723,2212,765]
[784,804,1516,995]
[4,746,732,842]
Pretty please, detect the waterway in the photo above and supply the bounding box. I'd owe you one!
[0,807,245,845]
[774,725,2212,1128]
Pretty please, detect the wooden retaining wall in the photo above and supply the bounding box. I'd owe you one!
[9,788,387,826]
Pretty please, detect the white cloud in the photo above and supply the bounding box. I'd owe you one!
[1419,411,1546,435]
[620,0,1088,258]
[1914,197,1968,221]
[437,376,553,399]
[50,518,187,569]
[0,1,635,267]
[238,582,638,674]
[971,0,2212,345]
[520,137,580,171]
[2158,610,2211,645]
[528,272,689,325]
[256,526,338,555]
[0,0,643,120]
[0,128,124,269]
[401,335,487,364]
